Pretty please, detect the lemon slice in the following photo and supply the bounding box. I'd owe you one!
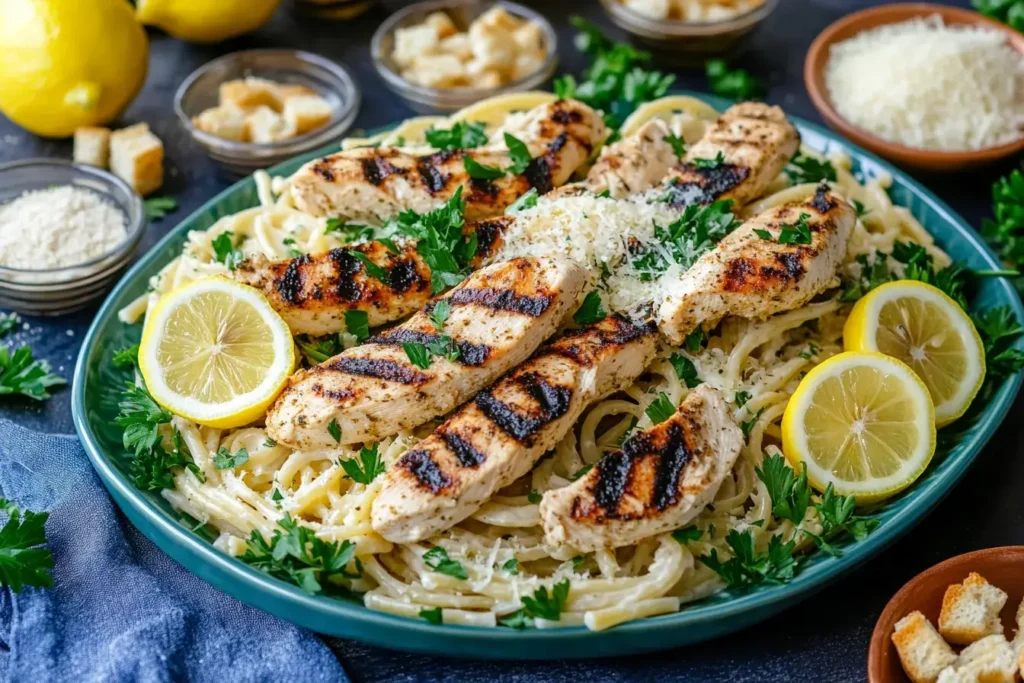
[843,280,985,426]
[448,91,558,131]
[781,352,936,503]
[619,95,720,142]
[341,115,447,151]
[138,277,296,429]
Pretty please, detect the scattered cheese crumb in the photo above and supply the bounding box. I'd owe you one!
[825,15,1024,151]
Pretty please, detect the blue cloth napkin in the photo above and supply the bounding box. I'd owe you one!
[0,419,349,683]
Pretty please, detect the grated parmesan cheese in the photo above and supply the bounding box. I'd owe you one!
[0,186,127,270]
[494,192,684,312]
[824,15,1024,151]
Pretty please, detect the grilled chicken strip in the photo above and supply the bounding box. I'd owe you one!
[266,257,586,449]
[662,102,800,210]
[540,386,743,552]
[574,119,680,199]
[288,100,607,223]
[233,242,432,336]
[371,314,659,544]
[658,184,856,345]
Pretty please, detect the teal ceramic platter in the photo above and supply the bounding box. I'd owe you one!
[72,92,1024,659]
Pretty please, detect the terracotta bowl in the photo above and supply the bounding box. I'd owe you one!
[804,3,1024,172]
[868,546,1024,683]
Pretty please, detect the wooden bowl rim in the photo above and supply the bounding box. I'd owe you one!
[866,546,1024,683]
[804,3,1024,168]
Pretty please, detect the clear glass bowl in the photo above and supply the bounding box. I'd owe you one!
[599,0,779,58]
[371,0,559,114]
[0,159,146,315]
[174,49,361,176]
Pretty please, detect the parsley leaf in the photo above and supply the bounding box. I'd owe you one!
[423,546,468,579]
[973,0,1024,31]
[699,530,797,588]
[573,291,607,326]
[213,446,249,470]
[504,133,532,175]
[852,199,871,218]
[632,199,740,278]
[0,312,19,338]
[975,306,1024,382]
[144,196,178,221]
[0,498,54,593]
[347,249,389,284]
[112,344,140,369]
[527,489,542,504]
[390,188,473,294]
[240,513,358,595]
[428,299,451,331]
[521,579,570,621]
[684,328,705,353]
[740,407,765,439]
[265,438,278,448]
[506,187,539,215]
[734,391,751,408]
[344,310,370,343]
[757,213,813,245]
[669,353,701,388]
[339,443,385,485]
[705,59,763,100]
[325,219,374,244]
[672,526,702,544]
[502,558,519,575]
[803,483,879,556]
[645,392,676,425]
[419,607,443,624]
[116,384,203,491]
[498,608,534,629]
[0,346,65,400]
[665,132,686,160]
[754,453,810,525]
[404,342,433,369]
[839,253,892,303]
[211,231,244,270]
[296,333,345,366]
[692,151,726,170]
[464,155,505,180]
[891,241,969,310]
[981,166,1024,265]
[785,153,837,185]
[327,418,342,443]
[424,121,489,150]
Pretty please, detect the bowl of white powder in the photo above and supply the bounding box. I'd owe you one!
[0,159,145,315]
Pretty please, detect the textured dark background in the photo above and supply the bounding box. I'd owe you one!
[1,0,1021,680]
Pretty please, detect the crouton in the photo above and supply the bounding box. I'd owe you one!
[476,7,521,33]
[468,20,517,73]
[512,22,544,53]
[439,33,473,61]
[283,95,333,135]
[192,104,248,142]
[939,573,1008,645]
[513,51,545,81]
[275,83,318,103]
[424,11,458,39]
[73,127,111,168]
[936,634,1018,683]
[245,106,295,144]
[893,611,959,683]
[393,24,440,69]
[405,54,467,88]
[219,77,281,111]
[109,123,163,197]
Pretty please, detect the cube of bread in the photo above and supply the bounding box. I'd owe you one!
[283,95,333,135]
[627,0,672,19]
[109,123,163,197]
[512,22,544,53]
[424,11,458,40]
[245,106,296,144]
[275,83,318,102]
[439,33,473,62]
[939,573,1008,645]
[936,635,1018,683]
[476,7,521,33]
[468,21,517,73]
[192,104,248,142]
[893,611,959,683]
[73,127,111,168]
[219,77,282,111]
[470,68,503,89]
[393,24,440,69]
[513,51,545,81]
[406,53,466,88]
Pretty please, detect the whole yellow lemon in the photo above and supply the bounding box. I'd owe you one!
[0,0,149,138]
[136,0,284,43]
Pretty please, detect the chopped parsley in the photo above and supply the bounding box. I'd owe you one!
[665,132,686,161]
[325,219,374,244]
[404,342,432,369]
[669,353,701,388]
[327,419,342,443]
[390,188,475,294]
[754,212,812,245]
[684,328,705,353]
[264,437,278,448]
[632,199,740,279]
[573,291,607,326]
[672,526,702,544]
[240,513,358,595]
[111,344,140,369]
[852,199,871,218]
[463,155,505,181]
[211,231,244,270]
[116,384,202,491]
[424,121,489,150]
[975,306,1024,383]
[213,446,249,470]
[785,153,837,185]
[344,310,370,343]
[699,530,798,588]
[571,464,593,480]
[427,299,451,331]
[754,453,810,525]
[423,546,468,580]
[734,391,751,408]
[705,59,763,100]
[973,0,1024,31]
[506,187,539,214]
[404,334,461,369]
[143,196,178,221]
[645,392,676,425]
[0,498,54,593]
[502,558,519,575]
[499,579,571,628]
[981,165,1024,265]
[740,407,765,439]
[527,489,542,504]
[692,151,726,170]
[0,312,19,338]
[296,333,345,366]
[347,249,389,284]
[504,133,532,175]
[339,443,385,485]
[282,237,302,258]
[419,607,443,624]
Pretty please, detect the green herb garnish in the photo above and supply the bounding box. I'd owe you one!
[632,199,740,278]
[425,121,489,150]
[211,231,244,270]
[327,418,342,443]
[112,344,140,369]
[645,392,675,425]
[669,353,701,389]
[144,196,178,221]
[0,498,54,593]
[504,133,532,175]
[340,444,385,485]
[241,513,358,595]
[705,59,763,100]
[423,546,468,580]
[573,291,607,326]
[213,446,249,470]
[785,153,836,185]
[344,310,370,343]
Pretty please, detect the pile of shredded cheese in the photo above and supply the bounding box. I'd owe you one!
[824,15,1024,151]
[0,186,127,270]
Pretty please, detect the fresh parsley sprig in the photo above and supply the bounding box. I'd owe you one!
[499,579,571,628]
[211,231,244,270]
[389,188,475,294]
[700,530,798,588]
[325,219,375,244]
[463,156,505,181]
[981,166,1024,265]
[573,291,607,326]
[296,333,345,367]
[692,151,726,170]
[213,447,249,470]
[425,121,489,150]
[632,199,740,279]
[339,444,385,485]
[754,212,813,245]
[0,346,65,400]
[645,392,676,425]
[705,59,764,100]
[144,196,178,221]
[0,498,54,593]
[973,0,1024,31]
[112,344,139,368]
[506,187,539,215]
[116,384,203,491]
[785,153,836,185]
[669,353,701,388]
[344,310,370,343]
[504,133,533,175]
[422,545,468,580]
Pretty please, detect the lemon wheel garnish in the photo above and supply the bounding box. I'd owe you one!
[342,115,448,151]
[619,95,720,142]
[448,91,559,131]
[138,277,296,429]
[781,351,936,504]
[843,280,985,426]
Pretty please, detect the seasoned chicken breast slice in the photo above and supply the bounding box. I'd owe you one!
[371,314,659,544]
[540,386,743,551]
[576,119,680,199]
[232,242,432,336]
[658,184,856,345]
[662,102,800,210]
[266,257,587,449]
[288,100,607,223]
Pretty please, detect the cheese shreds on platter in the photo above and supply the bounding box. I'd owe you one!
[824,15,1024,152]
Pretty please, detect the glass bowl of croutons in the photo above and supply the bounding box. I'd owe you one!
[599,0,778,57]
[174,49,361,175]
[371,0,558,114]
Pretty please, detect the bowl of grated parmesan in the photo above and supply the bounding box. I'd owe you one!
[0,158,145,315]
[805,4,1024,171]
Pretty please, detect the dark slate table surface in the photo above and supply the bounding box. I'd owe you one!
[1,1,1020,680]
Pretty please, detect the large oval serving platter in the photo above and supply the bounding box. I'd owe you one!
[73,92,1024,660]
